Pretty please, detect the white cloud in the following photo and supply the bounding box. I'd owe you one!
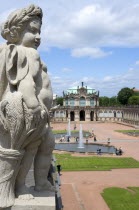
[51,67,139,97]
[40,1,139,49]
[71,47,112,58]
[61,68,73,72]
[135,60,139,65]
[1,1,139,50]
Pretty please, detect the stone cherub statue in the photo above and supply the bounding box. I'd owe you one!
[0,4,55,208]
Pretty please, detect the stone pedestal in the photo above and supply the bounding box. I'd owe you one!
[5,188,55,210]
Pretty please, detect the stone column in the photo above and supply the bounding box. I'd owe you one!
[68,98,70,106]
[85,110,90,121]
[75,110,79,121]
[75,99,79,106]
[94,111,96,121]
[86,98,90,106]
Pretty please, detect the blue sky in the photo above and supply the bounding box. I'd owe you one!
[1,0,139,97]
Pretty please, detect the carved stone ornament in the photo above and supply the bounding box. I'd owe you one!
[0,4,55,208]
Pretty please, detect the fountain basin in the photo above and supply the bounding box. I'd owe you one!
[54,131,91,138]
[55,143,116,154]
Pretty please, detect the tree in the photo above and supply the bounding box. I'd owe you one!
[56,97,63,106]
[117,87,134,105]
[133,91,139,96]
[128,96,139,105]
[99,97,103,106]
[109,96,117,106]
[99,96,109,106]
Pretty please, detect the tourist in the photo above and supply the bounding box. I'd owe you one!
[115,148,119,155]
[107,137,110,144]
[62,136,65,142]
[119,147,123,155]
[94,135,97,142]
[67,136,70,142]
[76,137,79,142]
[97,148,101,155]
[57,164,62,175]
[74,124,77,130]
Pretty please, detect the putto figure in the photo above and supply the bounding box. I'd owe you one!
[0,4,55,208]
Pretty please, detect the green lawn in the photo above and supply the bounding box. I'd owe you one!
[102,187,139,210]
[54,153,139,171]
[115,130,139,133]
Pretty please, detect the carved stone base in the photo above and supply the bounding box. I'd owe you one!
[5,187,55,210]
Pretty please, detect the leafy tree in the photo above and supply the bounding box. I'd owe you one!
[128,96,139,105]
[56,97,63,106]
[133,91,139,96]
[99,97,103,106]
[109,96,117,106]
[117,87,134,105]
[99,96,109,106]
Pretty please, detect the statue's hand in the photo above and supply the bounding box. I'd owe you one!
[28,106,41,115]
[28,106,41,123]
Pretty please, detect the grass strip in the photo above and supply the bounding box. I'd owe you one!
[54,153,139,171]
[102,187,139,210]
[115,130,139,133]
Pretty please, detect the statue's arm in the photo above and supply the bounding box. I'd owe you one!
[6,44,40,113]
[36,60,53,111]
[18,73,41,112]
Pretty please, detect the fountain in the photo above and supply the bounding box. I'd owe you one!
[78,124,84,148]
[54,122,116,154]
[67,119,71,136]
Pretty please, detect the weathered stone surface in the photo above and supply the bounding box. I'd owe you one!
[0,4,55,208]
[9,188,55,210]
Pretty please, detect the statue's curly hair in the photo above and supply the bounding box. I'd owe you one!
[1,4,43,43]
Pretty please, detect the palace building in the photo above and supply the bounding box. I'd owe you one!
[51,83,139,125]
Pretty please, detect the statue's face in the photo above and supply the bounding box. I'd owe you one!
[19,18,41,49]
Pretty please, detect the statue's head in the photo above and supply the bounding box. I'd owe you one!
[1,4,43,49]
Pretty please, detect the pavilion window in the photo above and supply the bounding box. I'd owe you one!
[80,97,86,106]
[70,97,75,106]
[90,98,94,106]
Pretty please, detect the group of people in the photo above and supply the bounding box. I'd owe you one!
[59,136,71,142]
[97,148,102,155]
[116,147,123,155]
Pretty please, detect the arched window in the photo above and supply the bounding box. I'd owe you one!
[109,111,113,117]
[117,111,121,118]
[65,98,68,106]
[70,97,75,106]
[56,111,59,118]
[99,111,103,117]
[60,111,64,117]
[104,111,108,117]
[80,97,86,106]
[90,97,94,106]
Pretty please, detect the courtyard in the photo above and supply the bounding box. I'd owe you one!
[52,122,139,210]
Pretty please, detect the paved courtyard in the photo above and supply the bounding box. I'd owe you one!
[52,122,139,210]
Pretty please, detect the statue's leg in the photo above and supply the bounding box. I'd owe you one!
[15,140,41,199]
[34,126,55,191]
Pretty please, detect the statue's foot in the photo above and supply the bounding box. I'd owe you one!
[35,181,56,192]
[15,185,34,200]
